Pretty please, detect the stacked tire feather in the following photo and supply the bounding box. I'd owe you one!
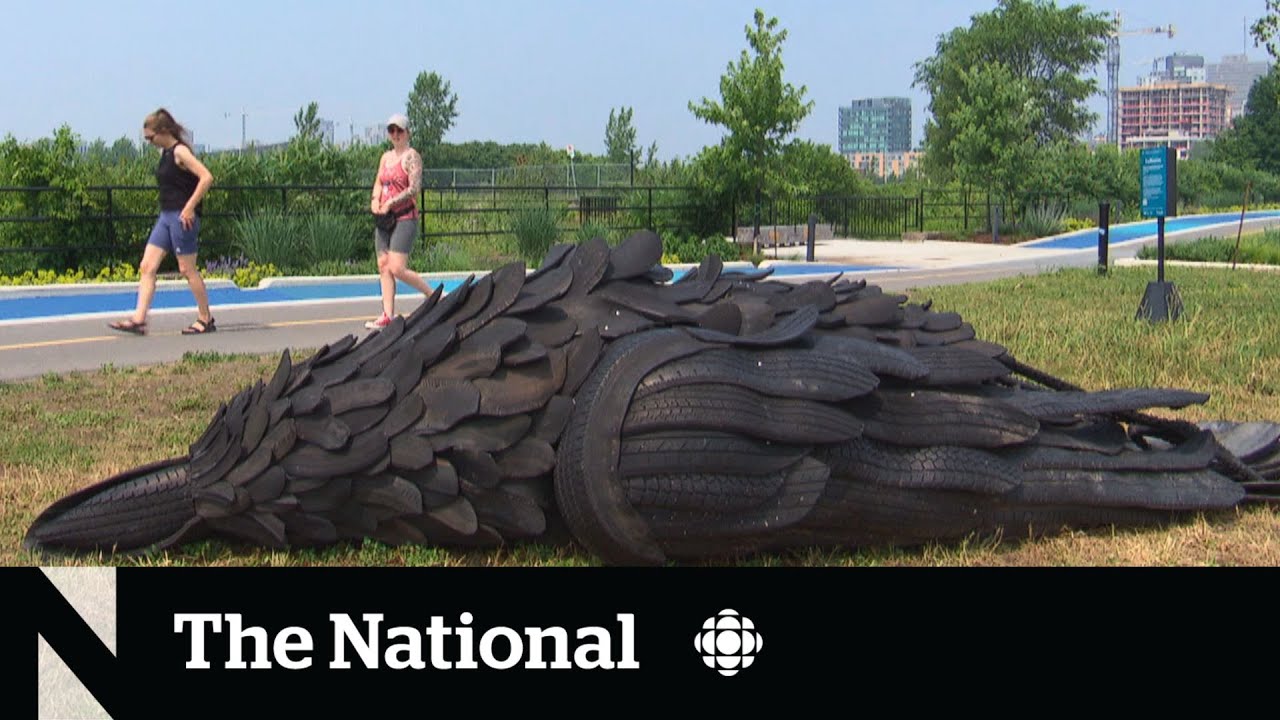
[25,232,1280,564]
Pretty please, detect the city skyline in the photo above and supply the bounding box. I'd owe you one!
[1,0,1271,159]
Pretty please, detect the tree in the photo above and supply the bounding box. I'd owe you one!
[406,71,459,153]
[1215,66,1280,175]
[292,102,323,142]
[604,107,639,164]
[913,0,1111,188]
[945,62,1045,199]
[1252,1,1280,58]
[688,9,813,203]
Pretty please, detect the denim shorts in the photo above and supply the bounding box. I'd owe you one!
[147,210,201,256]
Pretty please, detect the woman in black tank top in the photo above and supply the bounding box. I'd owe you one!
[108,109,216,336]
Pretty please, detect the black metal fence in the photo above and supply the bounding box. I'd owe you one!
[734,194,921,242]
[5,182,1103,272]
[0,184,712,272]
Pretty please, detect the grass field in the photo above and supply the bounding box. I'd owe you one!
[3,265,1277,566]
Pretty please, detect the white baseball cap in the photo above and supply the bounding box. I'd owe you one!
[386,113,410,131]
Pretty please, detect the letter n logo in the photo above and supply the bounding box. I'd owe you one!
[6,568,122,719]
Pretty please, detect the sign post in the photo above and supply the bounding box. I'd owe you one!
[1136,146,1182,322]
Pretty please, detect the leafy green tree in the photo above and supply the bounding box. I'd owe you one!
[292,102,323,142]
[688,9,813,203]
[913,0,1110,189]
[776,141,873,197]
[1229,67,1280,175]
[1252,1,1280,59]
[406,71,459,153]
[944,62,1046,199]
[604,107,639,164]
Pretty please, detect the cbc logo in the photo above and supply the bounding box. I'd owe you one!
[694,609,762,676]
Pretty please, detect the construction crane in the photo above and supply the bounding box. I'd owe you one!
[1107,11,1175,147]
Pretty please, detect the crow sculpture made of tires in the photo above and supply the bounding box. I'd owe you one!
[25,231,1280,565]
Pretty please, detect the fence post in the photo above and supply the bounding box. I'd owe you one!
[963,187,969,232]
[105,187,117,257]
[647,187,653,231]
[544,187,549,212]
[281,187,287,213]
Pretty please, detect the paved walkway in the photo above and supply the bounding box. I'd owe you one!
[2,213,1279,382]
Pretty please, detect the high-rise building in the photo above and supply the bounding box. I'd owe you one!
[1119,82,1231,158]
[1207,54,1271,122]
[838,97,911,155]
[1142,53,1206,85]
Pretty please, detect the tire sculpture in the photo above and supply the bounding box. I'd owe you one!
[24,231,1280,565]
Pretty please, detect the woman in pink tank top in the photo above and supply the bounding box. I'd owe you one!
[366,113,434,330]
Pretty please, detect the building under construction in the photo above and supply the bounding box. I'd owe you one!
[1119,81,1230,158]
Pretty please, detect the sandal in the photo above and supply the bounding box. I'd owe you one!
[108,319,148,335]
[182,317,216,335]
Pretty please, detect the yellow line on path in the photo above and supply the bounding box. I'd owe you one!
[0,335,117,352]
[0,316,370,352]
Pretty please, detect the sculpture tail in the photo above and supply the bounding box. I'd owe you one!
[24,457,200,555]
[1203,420,1280,500]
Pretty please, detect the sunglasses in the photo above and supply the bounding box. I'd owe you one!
[387,126,405,135]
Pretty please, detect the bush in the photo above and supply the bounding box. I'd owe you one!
[1017,202,1067,238]
[660,233,742,264]
[201,255,283,287]
[510,207,563,265]
[234,210,304,270]
[0,262,140,286]
[302,211,365,265]
[576,219,613,246]
[1063,217,1097,232]
[417,241,481,273]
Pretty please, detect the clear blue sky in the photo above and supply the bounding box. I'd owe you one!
[0,0,1270,160]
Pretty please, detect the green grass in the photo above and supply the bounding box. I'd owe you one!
[3,266,1278,566]
[1138,229,1280,266]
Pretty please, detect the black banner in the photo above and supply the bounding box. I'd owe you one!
[7,567,1243,717]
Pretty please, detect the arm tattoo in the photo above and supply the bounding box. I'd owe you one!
[388,151,423,208]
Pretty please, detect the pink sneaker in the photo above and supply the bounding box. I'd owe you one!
[364,313,392,330]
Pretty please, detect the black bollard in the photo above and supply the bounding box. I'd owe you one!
[806,213,817,262]
[1097,202,1110,275]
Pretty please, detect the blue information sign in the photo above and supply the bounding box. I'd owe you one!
[1140,147,1176,218]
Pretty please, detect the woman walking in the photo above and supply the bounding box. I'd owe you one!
[109,108,216,335]
[366,112,434,329]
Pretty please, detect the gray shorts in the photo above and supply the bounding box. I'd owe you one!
[375,217,418,255]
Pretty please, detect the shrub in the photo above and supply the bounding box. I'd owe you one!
[1017,202,1067,238]
[1064,217,1097,232]
[233,209,307,271]
[0,262,140,286]
[303,211,365,265]
[510,207,563,265]
[202,256,283,288]
[575,219,614,246]
[661,233,742,264]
